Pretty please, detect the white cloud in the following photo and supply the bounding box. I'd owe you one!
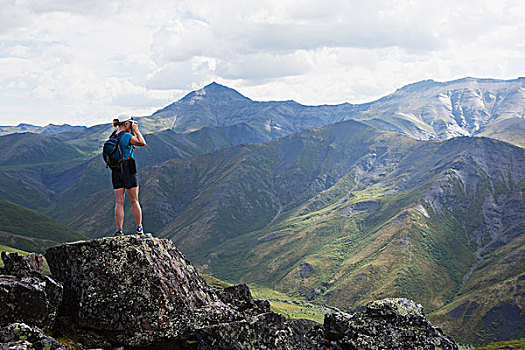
[0,0,523,126]
[147,58,214,90]
[216,51,312,81]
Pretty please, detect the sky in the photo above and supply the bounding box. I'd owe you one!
[0,0,523,126]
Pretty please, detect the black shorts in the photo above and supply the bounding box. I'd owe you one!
[111,160,138,189]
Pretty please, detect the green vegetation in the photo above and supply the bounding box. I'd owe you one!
[0,198,84,252]
[476,338,525,350]
[249,286,327,324]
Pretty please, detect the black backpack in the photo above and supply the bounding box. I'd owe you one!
[102,131,125,171]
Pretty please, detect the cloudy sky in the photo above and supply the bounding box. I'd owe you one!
[0,0,523,126]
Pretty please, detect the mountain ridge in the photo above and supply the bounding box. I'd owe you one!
[150,77,525,147]
[3,77,522,148]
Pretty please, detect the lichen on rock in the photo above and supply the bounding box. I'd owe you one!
[45,236,241,347]
[323,298,459,349]
[0,252,62,332]
[0,322,62,350]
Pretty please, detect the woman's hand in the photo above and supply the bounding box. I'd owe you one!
[129,123,146,146]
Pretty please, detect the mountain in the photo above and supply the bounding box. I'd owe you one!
[0,198,85,253]
[151,81,353,136]
[1,78,523,153]
[0,77,524,346]
[0,123,86,136]
[150,78,525,147]
[50,120,525,345]
[348,77,525,146]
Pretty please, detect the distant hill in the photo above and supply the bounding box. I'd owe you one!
[0,198,85,253]
[0,123,86,136]
[0,132,87,167]
[0,121,277,218]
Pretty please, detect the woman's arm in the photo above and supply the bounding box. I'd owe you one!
[129,123,146,146]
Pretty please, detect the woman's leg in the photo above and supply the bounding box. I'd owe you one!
[114,188,126,229]
[126,186,142,227]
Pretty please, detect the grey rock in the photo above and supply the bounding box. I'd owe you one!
[45,236,240,348]
[194,312,323,350]
[0,251,43,275]
[323,298,459,349]
[0,253,62,332]
[0,323,62,350]
[218,284,270,316]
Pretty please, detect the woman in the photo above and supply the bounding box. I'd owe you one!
[111,116,147,236]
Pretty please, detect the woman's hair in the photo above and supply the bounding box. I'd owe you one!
[112,118,120,127]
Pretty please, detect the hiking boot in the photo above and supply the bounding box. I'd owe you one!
[136,225,144,235]
[114,229,124,237]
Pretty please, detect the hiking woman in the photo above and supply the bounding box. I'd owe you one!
[111,116,147,236]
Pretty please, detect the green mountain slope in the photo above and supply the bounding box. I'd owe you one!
[0,198,85,252]
[50,119,524,345]
[0,132,88,167]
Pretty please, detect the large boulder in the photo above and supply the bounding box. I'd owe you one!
[323,298,459,349]
[0,252,62,332]
[45,236,241,347]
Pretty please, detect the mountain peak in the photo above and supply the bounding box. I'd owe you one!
[182,82,251,103]
[395,79,440,93]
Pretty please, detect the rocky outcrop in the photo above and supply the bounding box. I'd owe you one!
[324,299,459,349]
[0,252,62,332]
[0,251,44,275]
[0,323,62,350]
[217,284,271,316]
[40,236,459,349]
[195,313,323,349]
[45,235,239,348]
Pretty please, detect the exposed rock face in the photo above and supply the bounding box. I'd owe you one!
[0,252,62,332]
[43,236,459,349]
[0,251,43,275]
[324,299,459,349]
[45,236,238,347]
[217,284,271,316]
[0,323,62,350]
[195,313,323,349]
